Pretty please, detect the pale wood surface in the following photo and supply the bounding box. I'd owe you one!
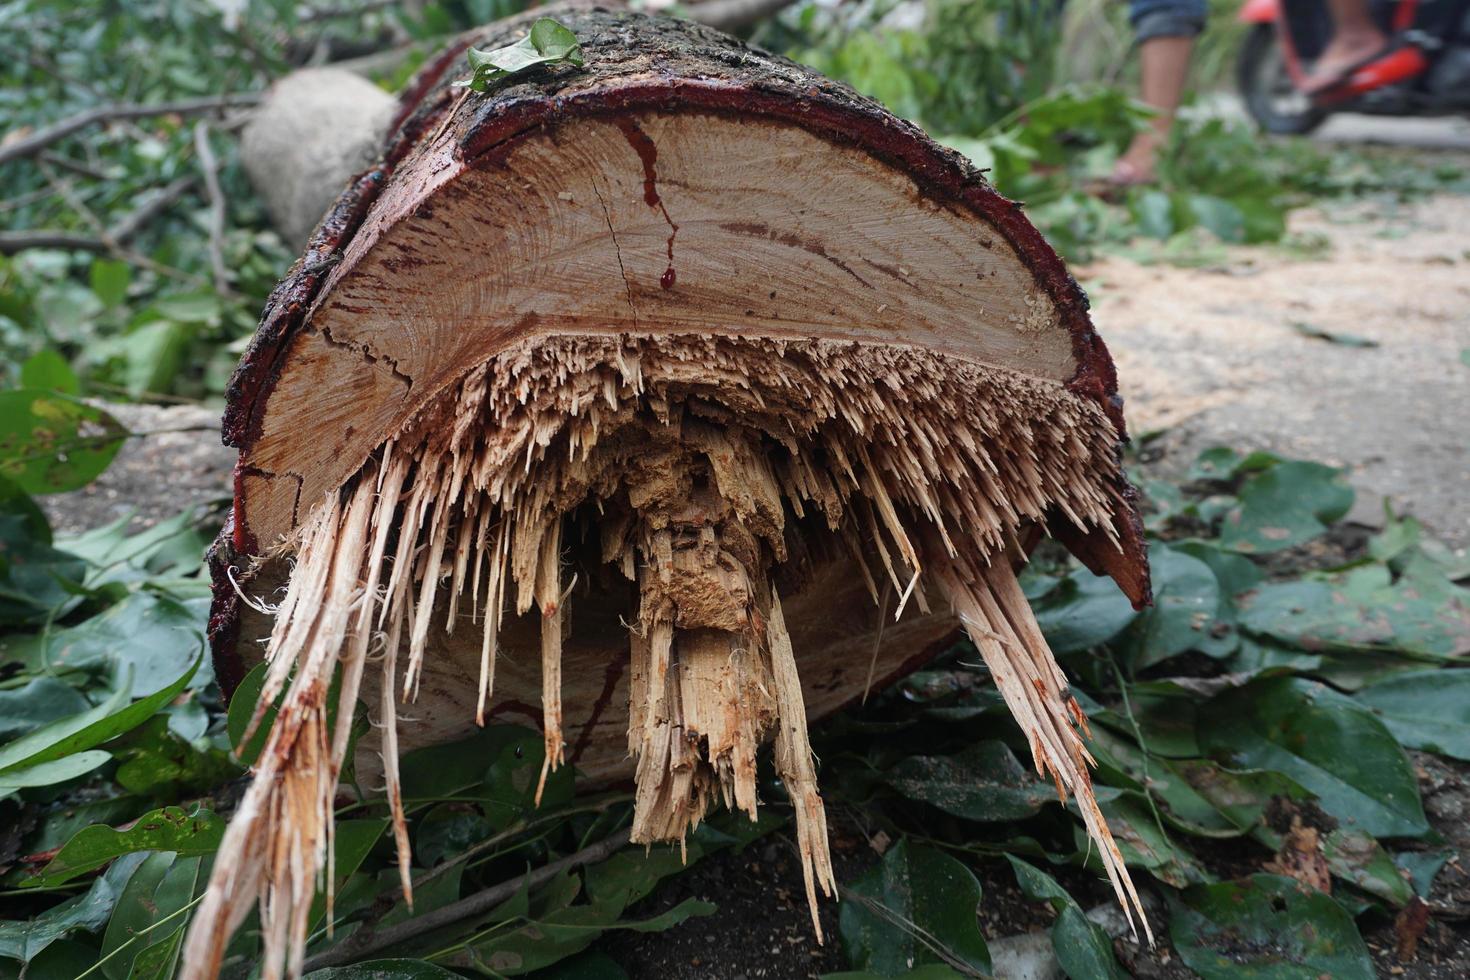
[241,113,1076,546]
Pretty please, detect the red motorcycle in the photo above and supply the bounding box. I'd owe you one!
[1237,0,1470,133]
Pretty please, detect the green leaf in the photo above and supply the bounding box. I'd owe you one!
[0,853,146,965]
[1198,677,1428,838]
[149,292,221,324]
[88,260,132,309]
[1170,874,1374,980]
[415,803,491,868]
[0,677,89,743]
[1355,669,1470,760]
[19,350,79,395]
[1239,565,1470,659]
[100,852,201,980]
[112,715,238,799]
[1186,194,1246,243]
[1187,447,1279,483]
[0,389,128,494]
[305,963,463,979]
[461,18,584,93]
[1168,759,1308,835]
[24,590,210,695]
[884,741,1054,822]
[30,805,224,887]
[1321,830,1414,906]
[120,320,193,397]
[0,655,200,776]
[0,750,110,793]
[0,513,88,627]
[1088,794,1207,888]
[226,660,272,766]
[1028,567,1137,654]
[1122,543,1221,669]
[307,819,387,932]
[1130,189,1173,240]
[839,839,990,976]
[1054,905,1127,980]
[1217,461,1353,554]
[1005,855,1127,980]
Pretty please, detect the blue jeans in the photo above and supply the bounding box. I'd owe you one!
[1129,0,1207,41]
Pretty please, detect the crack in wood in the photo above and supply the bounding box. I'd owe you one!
[318,325,413,388]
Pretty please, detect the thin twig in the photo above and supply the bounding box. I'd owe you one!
[192,121,230,294]
[36,159,108,239]
[0,93,261,165]
[0,175,198,258]
[38,151,112,181]
[299,828,632,971]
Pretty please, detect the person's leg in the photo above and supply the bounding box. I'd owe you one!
[1115,35,1194,183]
[1303,0,1388,92]
[1115,0,1205,185]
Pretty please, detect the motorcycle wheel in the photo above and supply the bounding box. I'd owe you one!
[1237,24,1329,135]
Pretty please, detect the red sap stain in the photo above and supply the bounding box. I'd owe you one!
[615,118,661,208]
[616,117,678,290]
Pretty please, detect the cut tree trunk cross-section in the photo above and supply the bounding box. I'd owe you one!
[189,8,1153,979]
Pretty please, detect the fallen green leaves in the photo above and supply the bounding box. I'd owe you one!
[1170,874,1375,980]
[0,389,127,495]
[839,840,991,977]
[460,19,584,94]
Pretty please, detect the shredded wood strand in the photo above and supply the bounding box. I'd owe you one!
[188,334,1142,978]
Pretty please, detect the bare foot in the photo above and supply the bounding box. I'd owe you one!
[1110,130,1163,186]
[1302,28,1389,93]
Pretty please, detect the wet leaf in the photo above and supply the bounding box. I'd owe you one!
[1218,461,1353,554]
[839,839,990,976]
[1170,874,1374,980]
[1198,677,1428,838]
[1355,669,1470,760]
[30,805,224,886]
[885,741,1054,822]
[0,390,127,495]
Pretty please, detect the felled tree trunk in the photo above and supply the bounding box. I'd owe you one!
[191,8,1152,978]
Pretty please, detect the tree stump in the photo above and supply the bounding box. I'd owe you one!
[189,8,1152,977]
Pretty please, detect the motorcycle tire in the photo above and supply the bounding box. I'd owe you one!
[1238,24,1329,135]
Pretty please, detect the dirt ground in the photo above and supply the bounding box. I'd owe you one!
[592,749,1470,980]
[1084,189,1470,549]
